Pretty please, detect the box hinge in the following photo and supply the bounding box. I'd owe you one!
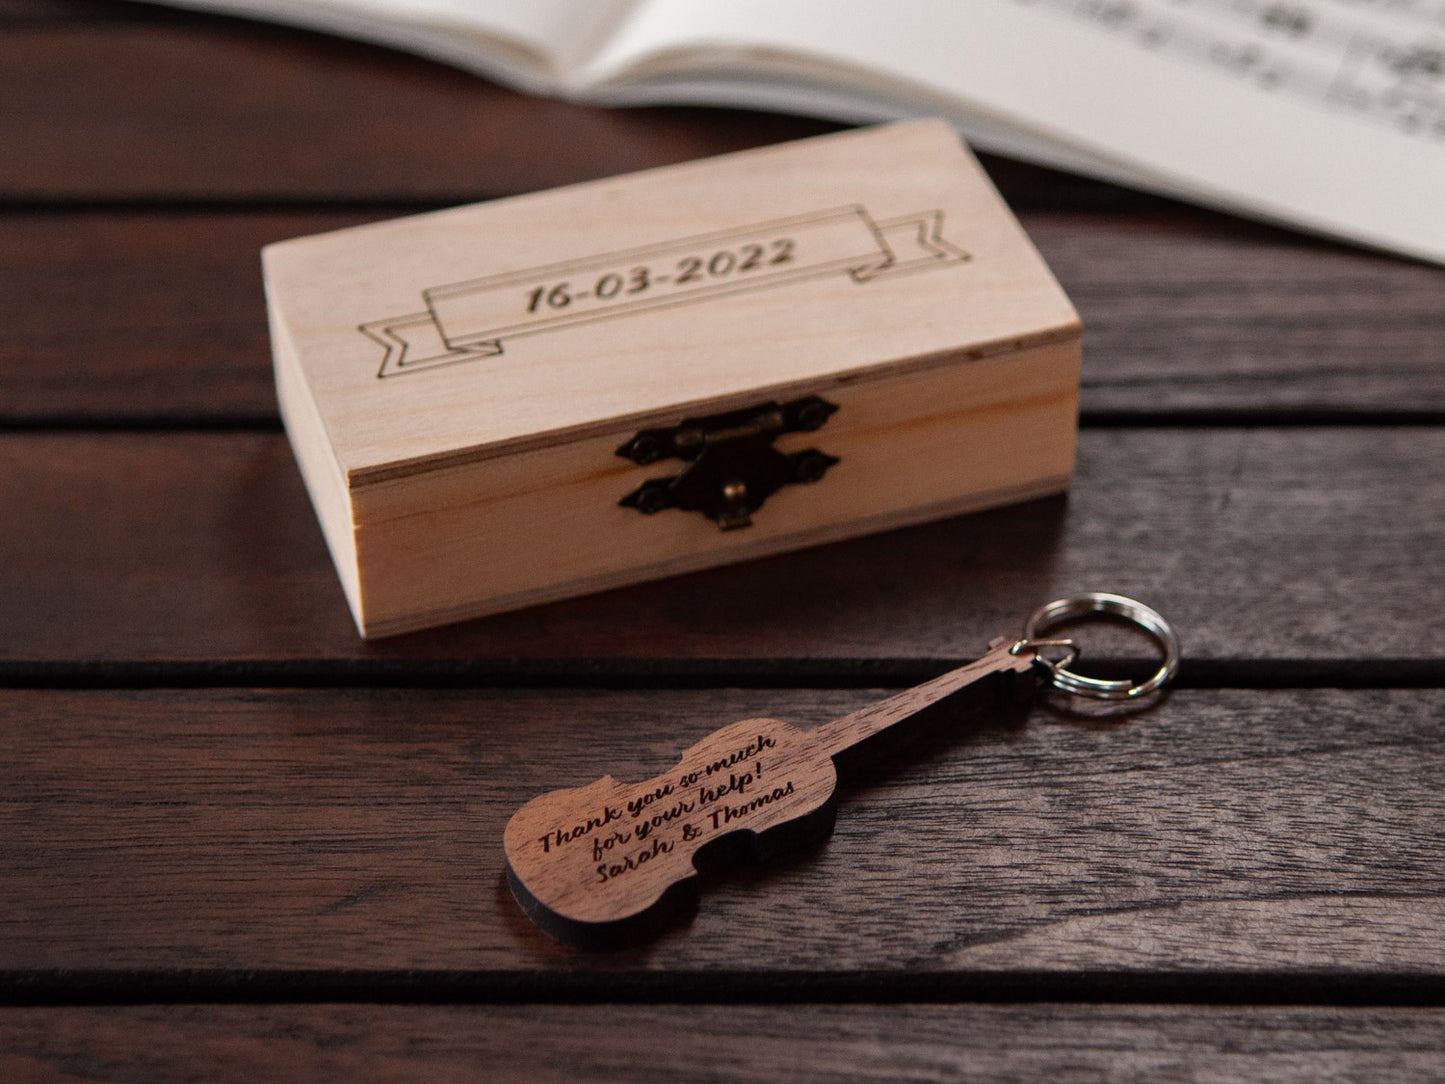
[617,396,840,530]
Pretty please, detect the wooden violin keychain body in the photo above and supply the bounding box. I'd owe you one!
[504,593,1179,947]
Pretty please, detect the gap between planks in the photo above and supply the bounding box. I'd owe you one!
[0,656,1443,691]
[5,1002,1445,1083]
[7,411,1445,432]
[3,967,1445,1008]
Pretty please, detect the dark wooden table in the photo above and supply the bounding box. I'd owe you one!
[5,2,1445,1079]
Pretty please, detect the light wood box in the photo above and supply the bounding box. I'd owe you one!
[263,120,1081,638]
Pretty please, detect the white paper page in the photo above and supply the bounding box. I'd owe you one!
[583,68,1171,192]
[157,0,638,89]
[583,0,1445,263]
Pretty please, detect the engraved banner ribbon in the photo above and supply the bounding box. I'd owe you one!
[362,205,967,378]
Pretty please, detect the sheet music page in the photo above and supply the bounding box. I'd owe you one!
[1020,1,1445,143]
[585,0,1445,262]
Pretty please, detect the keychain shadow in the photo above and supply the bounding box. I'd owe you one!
[657,694,1048,942]
[831,689,1037,788]
[691,682,1177,928]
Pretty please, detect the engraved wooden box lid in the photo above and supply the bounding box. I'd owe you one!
[263,120,1081,638]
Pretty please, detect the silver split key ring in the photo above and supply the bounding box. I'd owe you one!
[1015,591,1181,700]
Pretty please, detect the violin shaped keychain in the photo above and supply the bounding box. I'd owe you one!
[505,592,1179,947]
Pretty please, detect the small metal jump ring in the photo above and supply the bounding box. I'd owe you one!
[1021,592,1180,701]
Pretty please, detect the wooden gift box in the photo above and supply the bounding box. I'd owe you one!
[263,120,1081,638]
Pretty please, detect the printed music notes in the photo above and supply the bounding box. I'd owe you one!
[1021,0,1445,137]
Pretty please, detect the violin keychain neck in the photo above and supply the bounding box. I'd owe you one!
[505,592,1180,947]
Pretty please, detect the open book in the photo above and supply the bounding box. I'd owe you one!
[163,0,1445,264]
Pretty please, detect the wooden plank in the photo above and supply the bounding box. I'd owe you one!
[0,5,1366,225]
[0,428,1440,665]
[3,1003,1445,1082]
[4,6,1426,257]
[0,0,115,24]
[0,9,1133,210]
[1030,212,1445,415]
[5,209,1441,423]
[0,21,838,202]
[0,686,1442,975]
[0,212,338,422]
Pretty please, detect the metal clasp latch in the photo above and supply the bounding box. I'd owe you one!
[617,396,841,530]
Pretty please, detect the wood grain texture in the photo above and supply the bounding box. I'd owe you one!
[3,1003,1445,1083]
[0,0,147,25]
[5,209,1442,423]
[1,428,1440,664]
[0,1,1194,213]
[0,212,378,422]
[1032,212,1445,414]
[0,686,1442,975]
[0,18,838,202]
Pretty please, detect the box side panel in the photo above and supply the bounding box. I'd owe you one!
[348,339,1079,637]
[270,300,364,631]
